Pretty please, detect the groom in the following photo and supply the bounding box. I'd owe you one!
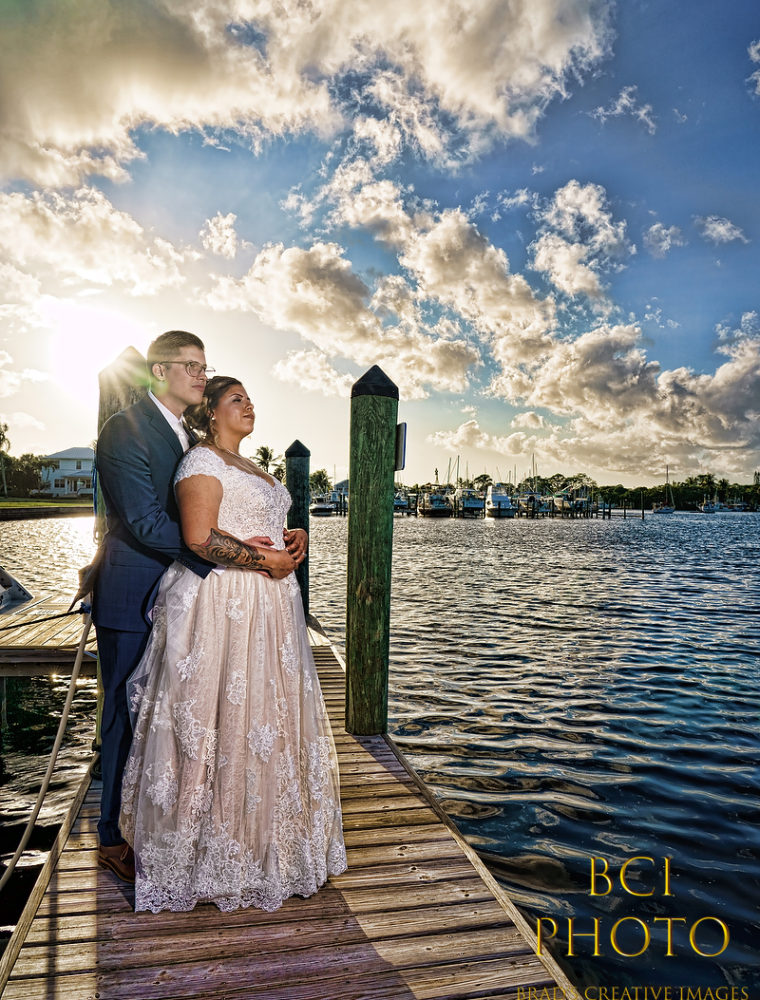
[93,330,216,881]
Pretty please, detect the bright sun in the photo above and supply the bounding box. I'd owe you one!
[46,299,149,410]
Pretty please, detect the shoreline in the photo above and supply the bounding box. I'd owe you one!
[0,506,93,521]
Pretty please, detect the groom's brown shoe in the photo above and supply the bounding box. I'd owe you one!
[97,842,135,883]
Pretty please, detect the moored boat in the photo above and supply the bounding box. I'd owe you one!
[485,484,516,518]
[548,491,573,513]
[0,564,33,612]
[516,490,549,516]
[393,492,409,514]
[419,492,453,517]
[452,488,485,517]
[653,466,676,513]
[309,496,336,516]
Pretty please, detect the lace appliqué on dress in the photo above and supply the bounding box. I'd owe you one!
[176,643,204,682]
[247,722,275,761]
[226,671,246,705]
[226,597,244,622]
[173,700,207,760]
[146,760,178,813]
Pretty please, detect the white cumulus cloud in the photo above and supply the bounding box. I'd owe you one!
[696,216,749,245]
[748,39,760,95]
[1,0,613,186]
[0,188,196,295]
[644,223,685,258]
[0,351,49,399]
[206,239,480,398]
[200,213,241,259]
[0,411,46,433]
[531,179,631,300]
[272,350,355,397]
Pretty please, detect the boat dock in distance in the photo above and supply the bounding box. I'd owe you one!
[391,485,641,519]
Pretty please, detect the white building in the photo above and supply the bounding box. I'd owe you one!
[40,447,95,497]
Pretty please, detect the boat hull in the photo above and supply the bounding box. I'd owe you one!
[486,506,516,518]
[0,565,33,611]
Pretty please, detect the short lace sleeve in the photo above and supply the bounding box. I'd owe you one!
[174,446,226,487]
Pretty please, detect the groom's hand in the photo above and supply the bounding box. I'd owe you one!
[283,528,308,566]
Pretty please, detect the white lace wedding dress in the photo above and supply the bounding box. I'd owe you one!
[119,447,346,913]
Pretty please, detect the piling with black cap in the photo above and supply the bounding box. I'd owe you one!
[285,440,310,616]
[346,365,399,735]
[95,347,149,756]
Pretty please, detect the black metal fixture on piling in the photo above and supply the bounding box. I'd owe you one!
[345,365,399,736]
[285,440,310,616]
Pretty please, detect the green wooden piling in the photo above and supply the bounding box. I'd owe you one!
[94,347,149,753]
[285,440,310,617]
[97,348,149,541]
[345,366,399,736]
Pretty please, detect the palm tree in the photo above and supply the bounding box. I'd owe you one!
[698,473,716,495]
[255,445,275,473]
[0,422,9,497]
[309,469,331,496]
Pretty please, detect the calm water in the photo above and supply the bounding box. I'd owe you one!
[1,512,758,992]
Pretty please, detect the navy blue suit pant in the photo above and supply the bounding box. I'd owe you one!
[95,624,150,846]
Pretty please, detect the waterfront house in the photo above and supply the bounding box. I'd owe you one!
[39,447,94,497]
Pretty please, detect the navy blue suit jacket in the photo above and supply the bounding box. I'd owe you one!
[93,394,213,632]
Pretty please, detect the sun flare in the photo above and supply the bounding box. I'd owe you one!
[45,300,149,411]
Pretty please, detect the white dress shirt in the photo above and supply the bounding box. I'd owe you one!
[148,391,191,452]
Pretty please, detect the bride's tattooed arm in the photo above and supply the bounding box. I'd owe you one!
[190,528,266,570]
[176,474,296,578]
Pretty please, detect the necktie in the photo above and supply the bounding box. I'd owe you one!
[176,421,191,452]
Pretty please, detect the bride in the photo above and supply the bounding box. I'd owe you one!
[119,376,346,913]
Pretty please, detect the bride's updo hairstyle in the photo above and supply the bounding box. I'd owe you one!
[184,375,243,444]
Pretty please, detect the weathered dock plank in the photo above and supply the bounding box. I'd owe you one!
[0,596,96,676]
[1,636,574,1000]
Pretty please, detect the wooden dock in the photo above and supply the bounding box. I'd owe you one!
[0,597,96,677]
[0,627,574,1000]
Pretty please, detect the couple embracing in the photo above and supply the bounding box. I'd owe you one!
[93,330,346,913]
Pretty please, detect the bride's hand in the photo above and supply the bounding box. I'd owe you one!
[262,547,297,579]
[283,528,308,565]
[243,535,275,548]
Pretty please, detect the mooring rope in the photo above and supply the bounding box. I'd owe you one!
[0,611,93,893]
[0,607,86,633]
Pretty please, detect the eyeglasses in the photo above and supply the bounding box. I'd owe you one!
[158,361,216,379]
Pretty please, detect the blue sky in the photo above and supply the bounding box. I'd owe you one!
[0,0,758,487]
